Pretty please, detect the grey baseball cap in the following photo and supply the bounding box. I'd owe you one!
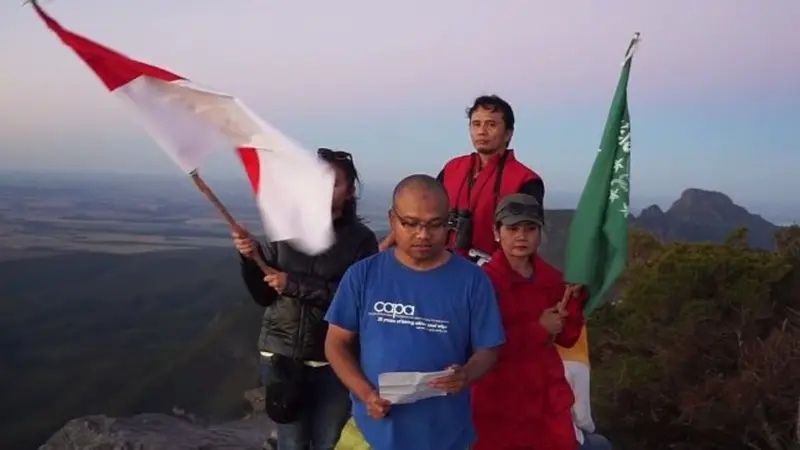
[494,193,544,227]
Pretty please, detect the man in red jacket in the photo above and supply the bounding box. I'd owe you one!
[472,193,586,450]
[379,95,544,263]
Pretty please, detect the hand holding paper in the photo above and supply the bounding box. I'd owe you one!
[378,370,452,405]
[428,365,469,394]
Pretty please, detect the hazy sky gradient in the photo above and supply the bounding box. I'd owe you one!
[0,0,798,206]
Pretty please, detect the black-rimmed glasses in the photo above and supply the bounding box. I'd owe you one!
[389,208,448,234]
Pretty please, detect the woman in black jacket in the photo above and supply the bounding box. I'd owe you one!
[233,148,377,450]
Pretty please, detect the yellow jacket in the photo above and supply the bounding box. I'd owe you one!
[557,324,590,366]
[336,419,370,450]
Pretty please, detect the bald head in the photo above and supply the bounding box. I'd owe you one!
[390,174,450,262]
[392,174,449,215]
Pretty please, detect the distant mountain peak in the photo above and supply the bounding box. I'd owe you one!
[638,205,664,219]
[674,188,735,209]
[631,187,777,250]
[666,188,757,225]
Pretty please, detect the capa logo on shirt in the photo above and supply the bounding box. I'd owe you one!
[373,301,416,318]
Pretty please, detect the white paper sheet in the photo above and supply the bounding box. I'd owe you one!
[378,370,451,405]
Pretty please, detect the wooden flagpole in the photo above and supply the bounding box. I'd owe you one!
[189,170,277,275]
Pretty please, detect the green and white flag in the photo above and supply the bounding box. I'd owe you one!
[563,33,641,316]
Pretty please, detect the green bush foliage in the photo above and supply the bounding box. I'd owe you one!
[589,226,800,449]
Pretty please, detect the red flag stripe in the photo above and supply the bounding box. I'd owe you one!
[237,147,261,194]
[32,0,184,90]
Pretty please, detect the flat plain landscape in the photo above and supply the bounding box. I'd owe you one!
[0,173,263,259]
[0,172,391,261]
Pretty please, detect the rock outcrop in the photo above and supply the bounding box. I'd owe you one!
[39,413,271,450]
[39,389,274,450]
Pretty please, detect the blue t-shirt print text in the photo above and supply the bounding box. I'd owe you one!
[370,300,450,334]
[325,250,506,450]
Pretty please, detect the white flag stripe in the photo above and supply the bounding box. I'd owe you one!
[253,147,335,254]
[119,76,335,253]
[114,77,231,173]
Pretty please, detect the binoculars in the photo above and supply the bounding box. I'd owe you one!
[448,209,473,250]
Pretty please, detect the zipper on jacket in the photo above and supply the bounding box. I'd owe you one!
[294,303,306,360]
[294,251,321,360]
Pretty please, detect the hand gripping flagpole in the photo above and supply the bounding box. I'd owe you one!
[189,170,277,275]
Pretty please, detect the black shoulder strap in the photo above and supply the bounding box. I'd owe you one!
[492,151,510,206]
[465,154,478,202]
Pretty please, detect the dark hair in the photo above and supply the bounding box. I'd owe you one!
[466,94,516,132]
[317,148,362,222]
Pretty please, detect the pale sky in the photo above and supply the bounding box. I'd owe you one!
[0,0,798,207]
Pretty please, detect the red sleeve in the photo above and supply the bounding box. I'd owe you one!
[554,287,587,348]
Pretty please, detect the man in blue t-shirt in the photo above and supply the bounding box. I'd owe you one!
[325,174,506,450]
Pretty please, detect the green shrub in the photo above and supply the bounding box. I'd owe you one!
[590,227,800,450]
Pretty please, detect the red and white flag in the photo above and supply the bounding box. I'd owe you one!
[32,1,335,254]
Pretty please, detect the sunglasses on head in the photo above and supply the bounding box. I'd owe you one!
[317,148,353,161]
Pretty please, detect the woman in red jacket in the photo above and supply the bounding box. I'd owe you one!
[472,193,586,450]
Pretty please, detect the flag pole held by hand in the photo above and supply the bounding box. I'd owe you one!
[189,170,277,275]
[557,284,580,312]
